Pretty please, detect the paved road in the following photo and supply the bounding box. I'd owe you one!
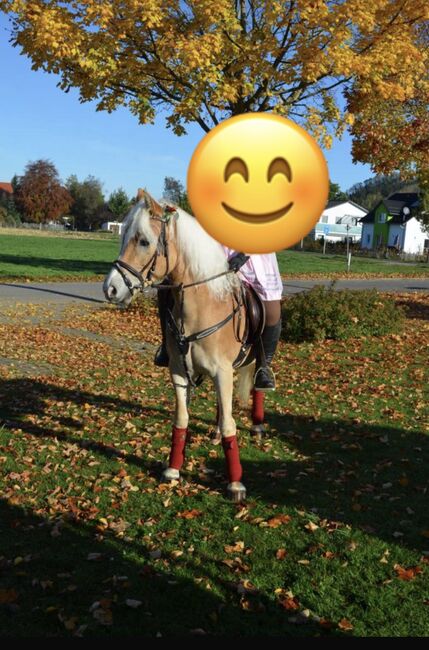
[0,277,428,304]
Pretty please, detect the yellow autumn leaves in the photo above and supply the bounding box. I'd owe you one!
[0,0,428,157]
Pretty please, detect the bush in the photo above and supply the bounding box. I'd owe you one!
[281,284,405,342]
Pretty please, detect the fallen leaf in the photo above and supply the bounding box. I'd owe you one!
[394,564,423,581]
[338,618,354,631]
[267,514,291,528]
[125,599,142,608]
[177,509,203,519]
[224,541,245,554]
[0,589,18,604]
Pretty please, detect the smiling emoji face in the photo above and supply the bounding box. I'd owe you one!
[187,113,329,253]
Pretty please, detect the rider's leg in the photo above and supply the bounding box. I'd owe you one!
[254,299,282,390]
[154,286,172,367]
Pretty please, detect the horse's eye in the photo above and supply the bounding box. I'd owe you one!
[139,238,149,247]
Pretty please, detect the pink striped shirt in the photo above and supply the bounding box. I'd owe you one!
[222,247,283,301]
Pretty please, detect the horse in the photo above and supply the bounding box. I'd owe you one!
[103,189,267,502]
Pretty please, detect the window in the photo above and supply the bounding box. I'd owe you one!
[366,234,370,243]
[379,212,387,223]
[321,215,328,223]
[335,217,343,224]
[424,239,429,250]
[376,234,382,247]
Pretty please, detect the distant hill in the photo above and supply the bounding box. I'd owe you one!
[346,173,419,211]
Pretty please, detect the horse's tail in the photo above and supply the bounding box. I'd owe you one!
[236,361,255,407]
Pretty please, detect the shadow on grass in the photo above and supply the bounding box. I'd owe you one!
[0,253,111,276]
[394,297,429,321]
[1,498,326,637]
[240,409,429,552]
[1,378,427,555]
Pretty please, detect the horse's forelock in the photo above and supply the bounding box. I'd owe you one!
[120,202,158,254]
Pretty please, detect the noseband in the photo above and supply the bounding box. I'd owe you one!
[112,207,176,296]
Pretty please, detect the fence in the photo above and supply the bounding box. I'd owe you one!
[0,222,66,232]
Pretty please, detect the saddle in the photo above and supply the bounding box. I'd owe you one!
[232,282,265,369]
[242,282,265,345]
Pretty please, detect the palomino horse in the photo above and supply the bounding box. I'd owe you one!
[103,189,267,502]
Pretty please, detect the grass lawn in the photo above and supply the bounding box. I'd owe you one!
[0,233,119,281]
[0,293,427,636]
[276,250,429,278]
[0,231,428,282]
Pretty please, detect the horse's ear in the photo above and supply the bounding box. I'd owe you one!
[136,188,145,201]
[145,193,163,218]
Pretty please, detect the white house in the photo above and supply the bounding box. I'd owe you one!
[101,221,124,235]
[360,192,429,254]
[310,200,367,242]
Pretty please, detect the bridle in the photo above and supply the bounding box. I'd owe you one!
[112,207,176,296]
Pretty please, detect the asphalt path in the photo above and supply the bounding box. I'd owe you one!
[0,277,428,305]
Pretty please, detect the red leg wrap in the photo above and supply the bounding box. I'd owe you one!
[222,435,243,483]
[252,389,265,425]
[169,426,189,470]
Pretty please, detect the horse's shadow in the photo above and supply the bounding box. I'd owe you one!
[1,498,334,637]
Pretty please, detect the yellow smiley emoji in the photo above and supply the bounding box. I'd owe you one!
[187,113,329,253]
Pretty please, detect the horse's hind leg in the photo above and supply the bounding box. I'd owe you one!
[215,368,246,502]
[251,388,266,441]
[161,370,190,482]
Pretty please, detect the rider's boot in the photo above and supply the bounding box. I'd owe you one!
[254,319,281,391]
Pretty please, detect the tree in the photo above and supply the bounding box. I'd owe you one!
[163,177,185,205]
[163,177,192,213]
[0,178,22,225]
[108,188,131,221]
[66,175,105,230]
[346,21,429,230]
[328,181,348,203]
[1,1,428,149]
[346,174,417,211]
[14,160,72,224]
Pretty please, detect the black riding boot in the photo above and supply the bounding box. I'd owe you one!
[154,287,171,367]
[254,319,282,390]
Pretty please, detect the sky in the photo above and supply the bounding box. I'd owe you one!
[0,14,373,201]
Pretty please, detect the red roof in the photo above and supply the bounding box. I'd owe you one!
[0,182,13,194]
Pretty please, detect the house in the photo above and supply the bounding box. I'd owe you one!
[310,200,367,242]
[101,221,124,235]
[359,192,428,254]
[0,182,13,202]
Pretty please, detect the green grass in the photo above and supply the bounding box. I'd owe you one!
[0,233,119,281]
[0,296,428,636]
[276,250,429,277]
[0,232,428,282]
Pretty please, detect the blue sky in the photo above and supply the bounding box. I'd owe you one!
[0,14,372,201]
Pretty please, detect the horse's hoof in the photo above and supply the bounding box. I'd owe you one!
[250,423,266,441]
[161,467,180,482]
[210,429,222,446]
[227,482,247,503]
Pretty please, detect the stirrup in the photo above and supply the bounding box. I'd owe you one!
[254,366,276,391]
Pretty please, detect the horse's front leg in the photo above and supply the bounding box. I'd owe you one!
[161,369,190,482]
[215,367,246,502]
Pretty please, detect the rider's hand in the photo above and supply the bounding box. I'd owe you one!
[228,252,250,272]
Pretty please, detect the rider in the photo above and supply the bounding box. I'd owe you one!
[154,247,282,391]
